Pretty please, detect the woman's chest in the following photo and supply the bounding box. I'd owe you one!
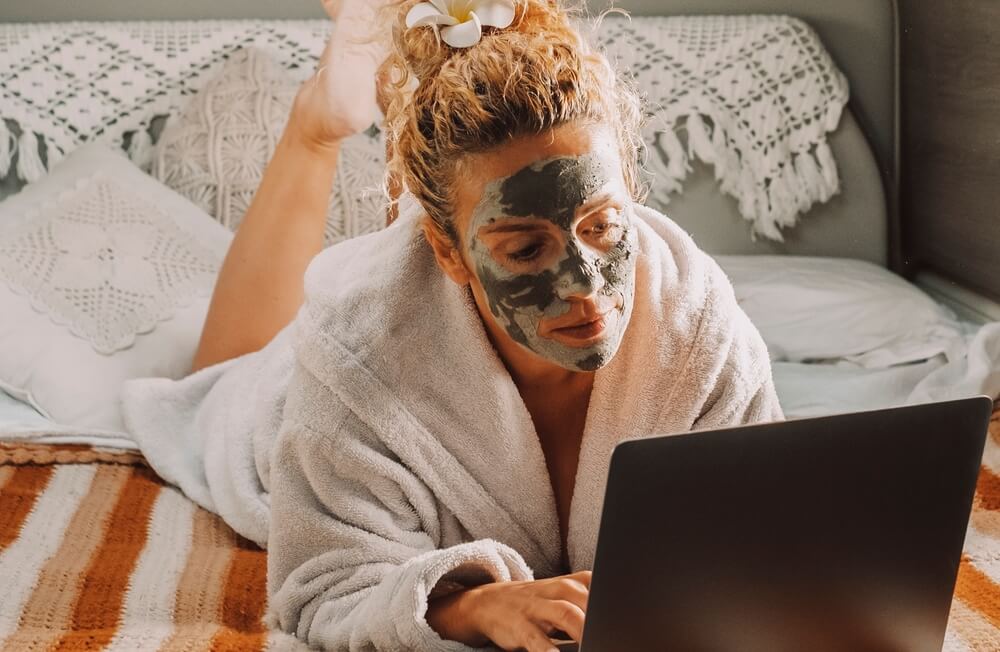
[527,392,590,564]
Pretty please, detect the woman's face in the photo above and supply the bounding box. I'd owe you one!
[442,122,639,373]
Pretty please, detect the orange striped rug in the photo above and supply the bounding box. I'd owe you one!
[2,412,1000,651]
[0,443,307,652]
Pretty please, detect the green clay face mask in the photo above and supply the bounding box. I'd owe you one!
[466,153,638,372]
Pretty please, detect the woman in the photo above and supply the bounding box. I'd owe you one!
[124,0,782,650]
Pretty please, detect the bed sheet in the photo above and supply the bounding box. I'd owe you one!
[2,320,999,446]
[776,321,1000,419]
[0,388,137,449]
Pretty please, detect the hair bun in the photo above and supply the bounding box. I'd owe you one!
[376,0,644,240]
[391,0,583,83]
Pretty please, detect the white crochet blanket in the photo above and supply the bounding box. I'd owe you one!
[0,20,330,176]
[597,15,849,240]
[0,16,848,240]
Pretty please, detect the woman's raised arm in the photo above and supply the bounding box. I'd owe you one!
[191,0,386,372]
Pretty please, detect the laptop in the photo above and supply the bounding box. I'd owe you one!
[556,396,992,652]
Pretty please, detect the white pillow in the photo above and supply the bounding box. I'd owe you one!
[715,256,964,368]
[0,143,231,434]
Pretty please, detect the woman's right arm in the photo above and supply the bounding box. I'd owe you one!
[192,0,390,372]
[268,363,590,652]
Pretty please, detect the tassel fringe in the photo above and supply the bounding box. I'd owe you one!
[815,141,839,199]
[127,128,154,171]
[643,126,685,206]
[646,113,842,241]
[794,152,825,204]
[2,120,160,184]
[685,113,715,164]
[0,119,12,178]
[15,130,47,183]
[658,125,689,180]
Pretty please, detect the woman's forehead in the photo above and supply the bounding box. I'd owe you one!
[453,123,623,236]
[481,155,612,229]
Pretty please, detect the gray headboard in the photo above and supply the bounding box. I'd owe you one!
[0,0,899,266]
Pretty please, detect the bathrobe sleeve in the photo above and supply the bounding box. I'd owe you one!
[267,362,534,652]
[691,256,785,430]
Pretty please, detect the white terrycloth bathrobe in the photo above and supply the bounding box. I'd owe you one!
[121,194,782,651]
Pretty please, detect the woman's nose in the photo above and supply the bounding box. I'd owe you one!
[555,251,605,301]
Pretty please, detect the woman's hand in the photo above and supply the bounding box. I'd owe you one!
[287,0,388,152]
[427,571,591,652]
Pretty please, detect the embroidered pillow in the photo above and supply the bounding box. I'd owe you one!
[0,143,231,435]
[153,47,386,245]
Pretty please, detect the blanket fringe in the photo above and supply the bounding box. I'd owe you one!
[685,113,715,164]
[643,124,684,204]
[15,129,47,183]
[710,115,728,181]
[815,141,839,199]
[784,155,809,214]
[0,119,12,178]
[793,151,825,205]
[659,125,688,180]
[646,110,845,241]
[127,127,154,171]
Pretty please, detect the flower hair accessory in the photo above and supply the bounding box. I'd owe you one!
[405,0,516,48]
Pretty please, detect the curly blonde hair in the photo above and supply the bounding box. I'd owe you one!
[378,0,645,241]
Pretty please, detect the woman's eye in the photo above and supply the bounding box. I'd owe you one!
[585,221,623,240]
[507,243,543,262]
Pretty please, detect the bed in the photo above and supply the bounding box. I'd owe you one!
[1,0,999,649]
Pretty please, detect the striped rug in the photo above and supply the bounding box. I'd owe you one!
[0,443,307,651]
[2,412,1000,651]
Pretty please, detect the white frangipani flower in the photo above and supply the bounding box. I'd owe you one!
[405,0,516,49]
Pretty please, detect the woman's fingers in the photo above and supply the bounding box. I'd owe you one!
[536,576,589,612]
[463,573,594,651]
[534,599,586,643]
[521,624,560,652]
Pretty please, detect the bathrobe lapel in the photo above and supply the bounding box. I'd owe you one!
[297,207,564,576]
[566,206,714,570]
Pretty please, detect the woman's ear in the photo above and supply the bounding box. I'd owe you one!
[422,220,473,286]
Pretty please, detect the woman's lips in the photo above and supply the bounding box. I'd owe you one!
[551,315,608,343]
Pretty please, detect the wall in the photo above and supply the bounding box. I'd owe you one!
[899,0,1000,301]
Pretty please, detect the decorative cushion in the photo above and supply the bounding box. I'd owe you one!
[0,143,231,434]
[152,47,386,244]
